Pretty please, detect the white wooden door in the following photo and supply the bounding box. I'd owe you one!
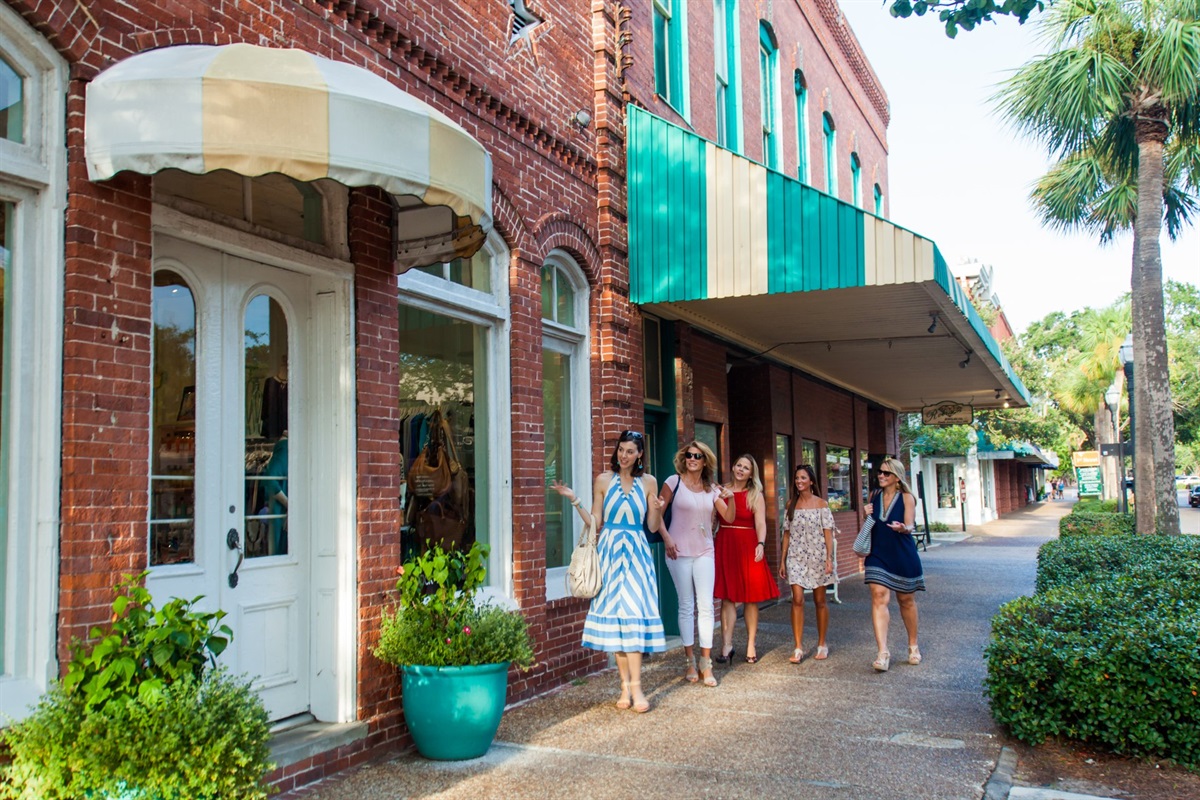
[148,236,311,721]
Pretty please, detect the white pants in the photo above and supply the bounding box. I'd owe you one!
[664,554,715,649]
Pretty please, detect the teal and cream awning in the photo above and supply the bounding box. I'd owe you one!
[85,43,492,267]
[628,107,1028,412]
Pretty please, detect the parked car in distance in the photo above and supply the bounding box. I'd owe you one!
[1189,485,1200,509]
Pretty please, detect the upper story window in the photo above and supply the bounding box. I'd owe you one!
[758,23,779,170]
[1,55,22,143]
[874,183,884,215]
[794,70,809,183]
[653,0,687,114]
[850,152,862,207]
[823,112,837,196]
[713,0,739,150]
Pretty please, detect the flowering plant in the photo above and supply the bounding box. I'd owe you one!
[373,542,535,669]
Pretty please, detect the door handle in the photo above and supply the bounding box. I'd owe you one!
[226,528,244,588]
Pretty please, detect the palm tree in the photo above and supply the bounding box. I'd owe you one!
[1054,305,1132,499]
[996,0,1200,534]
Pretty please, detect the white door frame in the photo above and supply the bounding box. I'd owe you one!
[150,209,357,724]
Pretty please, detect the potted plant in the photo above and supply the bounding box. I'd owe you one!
[374,542,535,760]
[0,575,273,800]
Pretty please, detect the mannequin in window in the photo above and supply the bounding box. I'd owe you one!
[262,433,288,554]
[262,359,288,439]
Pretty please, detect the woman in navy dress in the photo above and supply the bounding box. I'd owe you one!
[552,430,665,712]
[863,457,924,672]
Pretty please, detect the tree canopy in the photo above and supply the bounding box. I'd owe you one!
[888,0,1046,38]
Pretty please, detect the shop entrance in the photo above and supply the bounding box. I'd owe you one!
[147,235,315,721]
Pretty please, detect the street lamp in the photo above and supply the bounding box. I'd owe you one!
[1104,384,1127,514]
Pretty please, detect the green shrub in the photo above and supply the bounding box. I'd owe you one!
[1072,498,1119,514]
[374,542,535,670]
[1,670,272,800]
[987,537,1200,768]
[927,521,953,533]
[1058,511,1136,537]
[1036,534,1200,594]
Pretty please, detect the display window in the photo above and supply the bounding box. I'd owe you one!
[775,434,791,529]
[825,445,852,511]
[937,462,957,508]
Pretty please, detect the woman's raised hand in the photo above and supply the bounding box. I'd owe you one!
[550,480,576,504]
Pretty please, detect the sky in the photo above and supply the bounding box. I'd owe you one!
[837,2,1200,335]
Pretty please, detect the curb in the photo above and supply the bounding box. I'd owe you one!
[984,745,1018,800]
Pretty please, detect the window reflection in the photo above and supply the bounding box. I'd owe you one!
[244,294,290,558]
[543,348,572,568]
[0,56,22,143]
[149,271,197,565]
[825,445,851,512]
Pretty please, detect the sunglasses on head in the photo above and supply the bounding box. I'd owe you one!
[684,452,704,460]
[620,430,644,441]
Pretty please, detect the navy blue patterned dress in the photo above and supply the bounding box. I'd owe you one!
[863,490,925,593]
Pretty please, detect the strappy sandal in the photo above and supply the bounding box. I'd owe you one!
[908,645,922,665]
[873,651,891,672]
[629,681,650,713]
[684,656,699,683]
[789,648,806,664]
[698,656,718,687]
[814,645,829,660]
[616,681,632,709]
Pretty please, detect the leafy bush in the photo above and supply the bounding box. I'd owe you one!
[1058,510,1136,537]
[374,542,535,670]
[61,573,232,710]
[927,521,953,533]
[1072,498,1118,514]
[0,576,272,799]
[1,671,272,800]
[1037,534,1200,594]
[987,535,1200,768]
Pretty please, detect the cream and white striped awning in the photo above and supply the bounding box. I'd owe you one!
[85,43,492,267]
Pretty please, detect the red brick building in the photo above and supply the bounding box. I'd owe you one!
[0,0,1026,793]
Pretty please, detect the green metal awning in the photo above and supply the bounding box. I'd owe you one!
[627,107,1030,412]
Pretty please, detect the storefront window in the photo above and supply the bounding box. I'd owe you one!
[149,271,197,565]
[775,434,790,529]
[399,307,487,559]
[825,445,852,512]
[860,451,872,507]
[801,439,818,476]
[937,463,956,508]
[415,246,491,292]
[696,421,720,481]
[243,295,290,559]
[0,55,20,143]
[543,348,572,568]
[0,200,11,667]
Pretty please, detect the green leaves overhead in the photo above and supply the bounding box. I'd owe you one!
[889,0,1047,38]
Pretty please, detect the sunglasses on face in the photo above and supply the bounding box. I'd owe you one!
[684,452,704,460]
[879,470,895,478]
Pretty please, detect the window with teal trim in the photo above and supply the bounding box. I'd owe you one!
[758,23,779,170]
[794,70,808,183]
[850,152,862,207]
[874,183,883,215]
[653,0,685,113]
[713,0,738,149]
[822,112,837,195]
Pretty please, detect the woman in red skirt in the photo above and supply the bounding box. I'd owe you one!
[714,454,778,663]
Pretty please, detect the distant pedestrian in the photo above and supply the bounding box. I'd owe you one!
[714,454,778,664]
[779,463,836,662]
[863,457,924,672]
[656,441,733,687]
[551,430,665,713]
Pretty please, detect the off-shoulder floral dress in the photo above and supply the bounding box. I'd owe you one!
[782,506,837,589]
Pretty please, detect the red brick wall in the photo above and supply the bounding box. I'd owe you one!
[621,0,890,210]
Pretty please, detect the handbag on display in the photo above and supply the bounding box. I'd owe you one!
[853,490,879,556]
[567,520,602,599]
[642,474,677,544]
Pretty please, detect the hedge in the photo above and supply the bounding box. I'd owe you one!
[986,535,1200,769]
[1058,510,1136,537]
[1036,534,1200,594]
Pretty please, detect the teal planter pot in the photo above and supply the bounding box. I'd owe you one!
[400,662,510,760]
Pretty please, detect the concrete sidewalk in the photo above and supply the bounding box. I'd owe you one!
[292,501,1090,800]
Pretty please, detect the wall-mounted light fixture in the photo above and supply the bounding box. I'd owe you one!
[927,312,939,334]
[572,109,592,128]
[959,352,972,369]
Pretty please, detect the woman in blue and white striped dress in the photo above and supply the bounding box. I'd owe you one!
[553,430,665,713]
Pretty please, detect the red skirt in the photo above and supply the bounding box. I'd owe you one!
[714,525,778,603]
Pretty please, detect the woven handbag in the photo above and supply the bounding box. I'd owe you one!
[567,520,602,599]
[853,490,877,556]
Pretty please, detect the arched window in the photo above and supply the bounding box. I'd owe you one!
[874,183,884,215]
[758,23,780,170]
[713,0,739,150]
[794,70,809,183]
[396,233,512,596]
[541,252,591,598]
[850,152,862,207]
[0,2,66,720]
[823,112,837,195]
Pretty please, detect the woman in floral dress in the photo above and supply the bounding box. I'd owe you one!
[779,464,836,662]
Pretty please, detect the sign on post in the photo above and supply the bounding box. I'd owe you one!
[1071,450,1103,497]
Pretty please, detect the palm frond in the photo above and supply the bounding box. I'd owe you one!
[1139,5,1200,102]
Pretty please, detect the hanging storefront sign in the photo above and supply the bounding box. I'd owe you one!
[922,401,973,426]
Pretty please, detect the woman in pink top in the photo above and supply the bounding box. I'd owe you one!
[657,441,733,687]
